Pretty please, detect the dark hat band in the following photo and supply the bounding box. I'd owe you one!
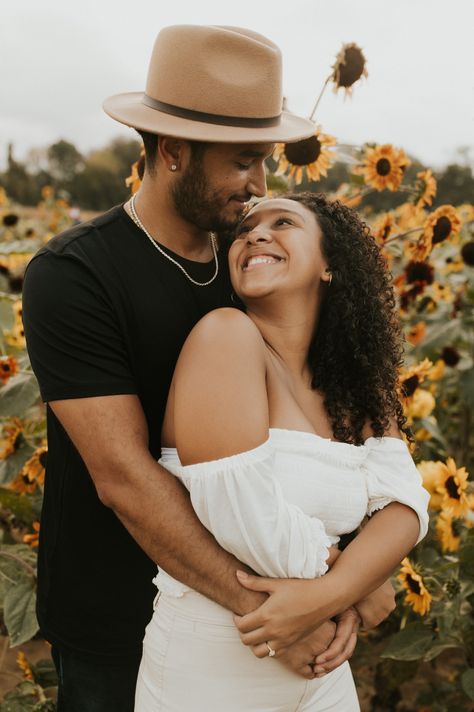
[142,95,281,128]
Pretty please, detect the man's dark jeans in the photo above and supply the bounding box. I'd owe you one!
[51,645,142,712]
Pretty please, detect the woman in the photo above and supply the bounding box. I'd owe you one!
[134,193,429,711]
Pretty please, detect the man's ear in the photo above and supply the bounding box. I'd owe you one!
[157,136,186,172]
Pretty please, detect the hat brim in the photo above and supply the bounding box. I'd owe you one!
[103,92,315,144]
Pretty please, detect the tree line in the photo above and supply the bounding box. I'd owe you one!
[1,137,474,212]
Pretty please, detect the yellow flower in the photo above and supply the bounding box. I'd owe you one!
[10,447,47,494]
[373,212,396,245]
[406,388,436,420]
[273,128,337,185]
[41,185,54,200]
[331,183,362,208]
[16,651,34,681]
[406,231,433,262]
[435,458,470,516]
[23,521,40,548]
[406,321,426,346]
[5,300,25,350]
[436,510,462,552]
[397,558,432,615]
[399,358,433,397]
[353,144,411,192]
[126,145,145,194]
[413,169,437,208]
[331,43,368,96]
[428,359,445,381]
[0,419,23,460]
[417,461,443,510]
[414,427,432,442]
[423,205,462,250]
[0,355,19,384]
[427,282,454,304]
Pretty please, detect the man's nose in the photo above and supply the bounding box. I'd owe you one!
[246,163,267,199]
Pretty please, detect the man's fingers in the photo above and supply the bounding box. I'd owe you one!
[313,632,358,675]
[314,611,359,665]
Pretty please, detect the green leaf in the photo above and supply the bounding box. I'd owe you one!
[423,640,462,661]
[4,577,39,646]
[419,318,461,351]
[381,622,435,661]
[0,239,39,255]
[461,668,474,701]
[460,368,474,409]
[460,528,474,579]
[0,374,40,417]
[0,487,38,524]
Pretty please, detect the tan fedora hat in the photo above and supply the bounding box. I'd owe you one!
[103,25,315,144]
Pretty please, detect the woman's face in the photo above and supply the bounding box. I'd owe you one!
[228,198,330,303]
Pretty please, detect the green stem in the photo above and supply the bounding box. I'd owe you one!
[0,551,36,578]
[384,226,424,245]
[309,75,332,122]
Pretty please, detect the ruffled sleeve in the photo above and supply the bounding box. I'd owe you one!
[159,440,332,579]
[363,437,430,545]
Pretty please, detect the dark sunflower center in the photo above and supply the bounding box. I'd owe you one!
[402,375,419,397]
[451,519,463,537]
[284,136,321,166]
[445,476,460,500]
[441,346,460,367]
[461,241,474,266]
[382,225,391,240]
[1,364,10,373]
[406,574,421,595]
[432,216,452,244]
[336,46,365,88]
[39,451,48,468]
[405,260,434,285]
[376,158,391,176]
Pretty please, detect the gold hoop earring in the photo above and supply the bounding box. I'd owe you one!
[327,272,332,287]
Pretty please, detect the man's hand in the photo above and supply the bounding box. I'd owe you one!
[272,622,337,680]
[312,607,360,676]
[354,579,396,629]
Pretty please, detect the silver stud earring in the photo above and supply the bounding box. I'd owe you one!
[170,164,178,172]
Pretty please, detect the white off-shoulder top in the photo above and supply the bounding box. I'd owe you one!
[154,428,430,597]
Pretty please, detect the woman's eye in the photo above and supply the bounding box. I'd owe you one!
[275,218,291,226]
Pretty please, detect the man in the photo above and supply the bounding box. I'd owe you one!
[23,25,395,712]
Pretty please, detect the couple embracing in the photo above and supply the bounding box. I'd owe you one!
[23,25,429,712]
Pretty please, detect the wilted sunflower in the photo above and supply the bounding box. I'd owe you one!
[0,355,19,384]
[436,510,462,552]
[0,419,23,460]
[423,205,461,248]
[435,457,470,516]
[397,558,432,615]
[413,169,437,208]
[10,446,47,494]
[331,43,368,95]
[273,129,336,185]
[353,144,410,192]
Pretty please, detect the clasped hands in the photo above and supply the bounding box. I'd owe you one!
[233,568,396,680]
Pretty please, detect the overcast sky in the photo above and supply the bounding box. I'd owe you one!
[1,0,473,170]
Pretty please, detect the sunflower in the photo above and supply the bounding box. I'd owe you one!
[461,241,474,266]
[397,558,432,615]
[399,358,433,397]
[16,651,34,681]
[406,321,426,346]
[273,128,336,185]
[41,185,54,200]
[405,388,436,422]
[331,43,368,95]
[428,359,445,381]
[0,419,23,460]
[0,355,19,384]
[423,205,461,248]
[10,446,47,494]
[353,144,411,192]
[413,169,437,208]
[436,510,462,552]
[331,183,362,208]
[5,299,25,350]
[126,145,145,194]
[417,461,444,510]
[373,212,396,245]
[406,231,433,262]
[435,457,470,517]
[23,521,40,549]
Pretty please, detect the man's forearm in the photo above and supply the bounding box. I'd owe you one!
[100,455,266,615]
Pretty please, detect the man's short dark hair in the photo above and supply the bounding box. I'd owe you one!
[135,129,208,175]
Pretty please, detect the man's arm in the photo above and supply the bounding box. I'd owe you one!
[50,394,266,616]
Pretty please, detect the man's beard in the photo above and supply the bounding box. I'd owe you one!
[171,156,244,234]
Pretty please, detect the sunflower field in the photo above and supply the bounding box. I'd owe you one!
[1,44,474,711]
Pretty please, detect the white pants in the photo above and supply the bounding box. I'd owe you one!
[135,590,360,712]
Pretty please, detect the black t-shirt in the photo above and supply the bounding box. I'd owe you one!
[22,204,234,657]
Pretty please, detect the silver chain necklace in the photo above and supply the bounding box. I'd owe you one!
[129,194,219,287]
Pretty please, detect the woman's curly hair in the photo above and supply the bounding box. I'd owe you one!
[282,191,409,445]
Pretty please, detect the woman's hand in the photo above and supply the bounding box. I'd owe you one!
[233,571,344,651]
[354,579,396,629]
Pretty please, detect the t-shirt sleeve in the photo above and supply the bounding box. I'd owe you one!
[22,253,137,402]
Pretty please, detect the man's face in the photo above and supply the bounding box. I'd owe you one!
[171,142,274,233]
